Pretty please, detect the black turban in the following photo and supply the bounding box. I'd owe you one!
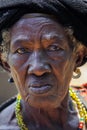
[0,0,87,46]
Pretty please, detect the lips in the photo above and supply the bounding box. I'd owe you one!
[29,84,52,94]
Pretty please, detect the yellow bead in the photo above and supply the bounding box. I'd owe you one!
[69,88,87,121]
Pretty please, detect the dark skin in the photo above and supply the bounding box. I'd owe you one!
[1,14,85,130]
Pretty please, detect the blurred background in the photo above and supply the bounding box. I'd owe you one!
[0,63,87,104]
[0,67,17,104]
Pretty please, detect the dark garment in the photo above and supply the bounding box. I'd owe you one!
[0,97,19,130]
[0,94,86,130]
[0,0,87,46]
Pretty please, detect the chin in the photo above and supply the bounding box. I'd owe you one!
[27,94,61,110]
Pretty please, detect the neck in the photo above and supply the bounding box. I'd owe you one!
[20,94,76,129]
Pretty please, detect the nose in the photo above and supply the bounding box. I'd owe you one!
[28,52,51,76]
[28,63,51,76]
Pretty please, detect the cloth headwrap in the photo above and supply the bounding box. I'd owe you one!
[0,0,87,46]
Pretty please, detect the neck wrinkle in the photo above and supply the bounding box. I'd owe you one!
[21,94,70,128]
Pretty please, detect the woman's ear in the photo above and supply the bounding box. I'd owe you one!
[0,54,10,72]
[75,45,87,68]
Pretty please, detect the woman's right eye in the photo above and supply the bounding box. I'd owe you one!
[15,48,31,54]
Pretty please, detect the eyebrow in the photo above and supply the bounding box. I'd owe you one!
[12,35,30,42]
[42,32,64,41]
[11,35,33,46]
[41,32,68,49]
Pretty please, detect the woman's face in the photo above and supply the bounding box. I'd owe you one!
[8,14,76,109]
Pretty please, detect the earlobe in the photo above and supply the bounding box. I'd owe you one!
[3,61,11,72]
[75,54,83,67]
[75,46,87,67]
[0,59,11,72]
[0,51,11,72]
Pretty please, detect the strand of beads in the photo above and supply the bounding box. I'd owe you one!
[15,94,28,130]
[69,87,87,130]
[15,89,87,130]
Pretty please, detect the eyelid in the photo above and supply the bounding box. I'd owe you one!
[15,48,31,54]
[11,40,33,52]
[47,43,64,51]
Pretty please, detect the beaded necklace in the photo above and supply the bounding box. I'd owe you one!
[15,87,87,130]
[69,87,87,130]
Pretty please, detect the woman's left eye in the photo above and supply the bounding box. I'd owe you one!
[47,44,62,51]
[16,48,31,54]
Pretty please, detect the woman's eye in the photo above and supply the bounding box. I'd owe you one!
[16,48,31,54]
[47,44,62,51]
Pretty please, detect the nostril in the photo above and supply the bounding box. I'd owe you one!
[45,65,51,73]
[39,72,49,77]
[28,64,51,76]
[32,72,50,79]
[31,68,50,76]
[41,72,50,78]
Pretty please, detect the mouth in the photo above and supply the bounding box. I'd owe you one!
[29,84,52,94]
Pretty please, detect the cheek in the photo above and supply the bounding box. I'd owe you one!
[10,67,28,100]
[50,55,74,97]
[8,54,28,96]
[8,54,29,80]
[8,54,28,68]
[61,58,75,88]
[51,56,68,81]
[49,59,69,98]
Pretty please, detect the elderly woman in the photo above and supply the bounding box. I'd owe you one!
[0,0,87,130]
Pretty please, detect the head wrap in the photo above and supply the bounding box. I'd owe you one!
[0,0,87,46]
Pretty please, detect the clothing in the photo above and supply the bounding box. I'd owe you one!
[0,1,87,130]
[0,94,87,130]
[0,0,87,46]
[71,85,87,130]
[0,97,19,130]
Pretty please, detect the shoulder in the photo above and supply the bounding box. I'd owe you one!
[0,96,16,112]
[0,96,19,129]
[0,96,16,121]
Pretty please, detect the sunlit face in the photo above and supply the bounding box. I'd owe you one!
[8,14,76,109]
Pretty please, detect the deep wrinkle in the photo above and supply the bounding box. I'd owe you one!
[8,14,75,110]
[0,1,87,129]
[10,32,66,53]
[6,14,80,130]
[10,14,69,52]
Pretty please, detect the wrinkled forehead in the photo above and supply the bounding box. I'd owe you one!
[13,13,60,27]
[10,13,66,40]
